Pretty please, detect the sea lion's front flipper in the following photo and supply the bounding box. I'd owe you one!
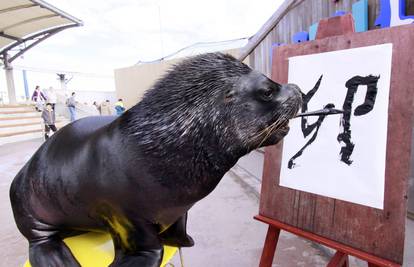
[108,218,163,267]
[29,237,81,267]
[159,212,194,247]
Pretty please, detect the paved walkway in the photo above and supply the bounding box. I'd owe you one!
[0,140,40,267]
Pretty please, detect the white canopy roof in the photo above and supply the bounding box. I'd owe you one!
[0,0,82,64]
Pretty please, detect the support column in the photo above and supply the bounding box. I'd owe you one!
[3,54,17,104]
[22,69,29,100]
[57,73,67,90]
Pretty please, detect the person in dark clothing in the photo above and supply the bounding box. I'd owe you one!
[41,103,57,140]
[32,85,46,112]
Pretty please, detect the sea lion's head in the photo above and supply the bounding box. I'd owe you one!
[223,69,302,151]
[124,53,301,157]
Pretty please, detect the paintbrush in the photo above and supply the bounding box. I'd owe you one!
[295,107,344,118]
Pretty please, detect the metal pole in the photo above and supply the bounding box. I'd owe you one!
[22,69,29,100]
[3,53,17,104]
[179,248,185,267]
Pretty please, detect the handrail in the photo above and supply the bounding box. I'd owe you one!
[238,0,304,61]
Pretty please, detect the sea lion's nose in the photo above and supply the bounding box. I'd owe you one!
[279,83,302,102]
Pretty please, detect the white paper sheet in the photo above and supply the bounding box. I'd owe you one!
[280,44,393,209]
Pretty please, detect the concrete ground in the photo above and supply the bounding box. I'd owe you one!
[0,140,36,267]
[0,140,413,266]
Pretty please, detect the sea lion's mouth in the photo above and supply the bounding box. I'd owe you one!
[274,104,299,133]
[280,120,290,131]
[277,120,290,136]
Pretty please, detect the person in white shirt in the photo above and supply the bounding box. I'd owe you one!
[46,87,57,110]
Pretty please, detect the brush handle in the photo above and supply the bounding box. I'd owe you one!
[295,108,344,118]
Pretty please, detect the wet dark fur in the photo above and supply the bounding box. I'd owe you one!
[10,53,301,267]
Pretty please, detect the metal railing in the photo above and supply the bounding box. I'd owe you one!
[53,90,99,120]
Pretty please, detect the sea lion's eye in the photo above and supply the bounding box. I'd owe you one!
[260,89,273,101]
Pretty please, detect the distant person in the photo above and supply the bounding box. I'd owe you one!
[46,86,57,110]
[100,100,112,116]
[66,92,76,122]
[31,85,46,112]
[41,103,57,140]
[114,99,126,116]
[93,101,101,115]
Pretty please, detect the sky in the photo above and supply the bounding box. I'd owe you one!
[1,0,283,96]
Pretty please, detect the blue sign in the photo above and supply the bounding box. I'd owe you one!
[353,0,368,32]
[272,0,412,63]
[375,0,414,28]
[309,23,319,40]
[292,31,309,43]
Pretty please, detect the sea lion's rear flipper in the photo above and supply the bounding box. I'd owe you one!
[159,212,194,247]
[29,237,80,267]
[108,218,163,267]
[10,176,81,267]
[110,248,164,267]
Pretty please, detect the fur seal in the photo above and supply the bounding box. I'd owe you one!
[10,53,301,267]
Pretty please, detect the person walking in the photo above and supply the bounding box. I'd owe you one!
[114,99,126,116]
[93,101,101,115]
[66,92,76,122]
[100,100,112,116]
[41,103,57,140]
[31,85,46,112]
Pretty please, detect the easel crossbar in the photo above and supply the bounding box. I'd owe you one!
[254,215,401,267]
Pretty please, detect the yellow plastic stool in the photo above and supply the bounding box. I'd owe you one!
[24,232,178,267]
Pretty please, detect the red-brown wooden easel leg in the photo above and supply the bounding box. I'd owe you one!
[327,251,349,267]
[367,263,381,267]
[259,225,281,267]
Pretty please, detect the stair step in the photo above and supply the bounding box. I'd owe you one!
[0,121,43,128]
[0,121,68,145]
[0,112,41,119]
[0,116,42,124]
[0,104,34,108]
[0,122,67,138]
[0,120,66,134]
[0,106,36,113]
[0,103,69,146]
[0,116,66,125]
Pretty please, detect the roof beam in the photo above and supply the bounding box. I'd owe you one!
[0,26,55,56]
[31,0,83,25]
[0,32,22,41]
[238,0,303,61]
[0,4,36,14]
[6,24,76,64]
[7,29,59,63]
[0,14,59,32]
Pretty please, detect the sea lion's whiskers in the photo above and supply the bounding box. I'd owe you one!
[247,115,279,150]
[255,117,282,140]
[255,105,298,148]
[256,111,288,137]
[259,114,287,138]
[248,119,280,150]
[256,116,288,148]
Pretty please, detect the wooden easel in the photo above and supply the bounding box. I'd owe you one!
[255,215,400,267]
[254,15,413,267]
